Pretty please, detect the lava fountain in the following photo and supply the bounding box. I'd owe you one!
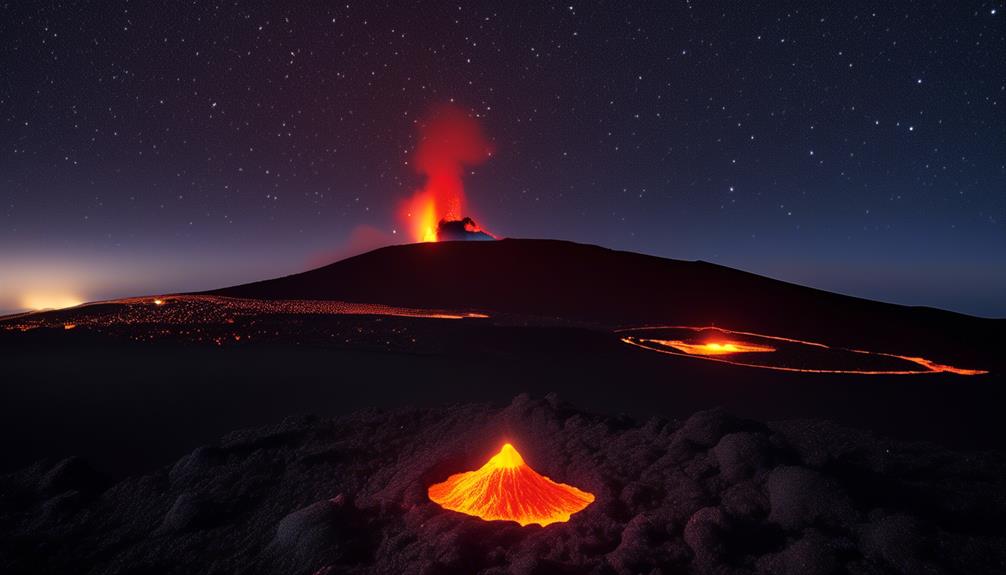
[428,443,595,527]
[400,104,496,242]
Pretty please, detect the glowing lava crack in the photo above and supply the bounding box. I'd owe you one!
[428,443,595,527]
[659,340,776,356]
[617,326,988,375]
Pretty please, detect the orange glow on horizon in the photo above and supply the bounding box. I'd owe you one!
[20,293,83,311]
[428,443,595,527]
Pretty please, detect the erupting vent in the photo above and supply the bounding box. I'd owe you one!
[428,443,595,527]
[400,104,496,242]
[435,217,496,241]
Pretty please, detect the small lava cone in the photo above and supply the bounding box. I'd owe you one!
[428,442,595,526]
[436,217,496,241]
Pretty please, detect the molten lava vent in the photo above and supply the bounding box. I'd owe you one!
[436,217,496,241]
[428,443,594,527]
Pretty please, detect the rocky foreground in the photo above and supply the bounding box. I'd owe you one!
[2,395,1004,574]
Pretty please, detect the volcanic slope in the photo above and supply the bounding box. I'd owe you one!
[210,239,1003,366]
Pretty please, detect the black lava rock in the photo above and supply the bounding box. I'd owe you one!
[1,396,1003,574]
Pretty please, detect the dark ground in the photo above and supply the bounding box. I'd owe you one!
[1,320,1002,479]
[2,395,1004,574]
[1,240,1003,573]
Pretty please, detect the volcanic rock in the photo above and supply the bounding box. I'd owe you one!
[169,445,225,485]
[275,500,339,551]
[714,431,773,481]
[160,492,217,532]
[766,466,858,531]
[1,396,1004,574]
[755,529,843,575]
[679,407,749,448]
[683,506,730,564]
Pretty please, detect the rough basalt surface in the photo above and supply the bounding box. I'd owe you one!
[2,395,1004,574]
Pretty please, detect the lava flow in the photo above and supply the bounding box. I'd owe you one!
[618,326,988,376]
[659,340,776,356]
[428,443,595,527]
[400,104,495,242]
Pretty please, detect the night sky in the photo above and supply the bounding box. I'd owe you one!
[2,2,1003,316]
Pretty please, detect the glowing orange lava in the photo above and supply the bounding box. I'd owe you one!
[618,325,988,376]
[404,193,440,243]
[658,339,776,355]
[428,443,595,527]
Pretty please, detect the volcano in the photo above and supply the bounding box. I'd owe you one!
[209,238,1002,367]
[428,443,595,526]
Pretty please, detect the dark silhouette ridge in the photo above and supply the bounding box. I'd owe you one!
[209,238,1002,366]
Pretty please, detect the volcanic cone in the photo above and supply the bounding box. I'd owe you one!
[428,443,595,527]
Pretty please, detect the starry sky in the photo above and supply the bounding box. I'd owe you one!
[2,2,1004,316]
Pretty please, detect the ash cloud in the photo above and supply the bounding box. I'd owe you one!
[412,104,493,220]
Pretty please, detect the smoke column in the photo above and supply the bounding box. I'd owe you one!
[401,105,493,242]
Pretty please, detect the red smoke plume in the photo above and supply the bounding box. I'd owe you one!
[400,105,493,242]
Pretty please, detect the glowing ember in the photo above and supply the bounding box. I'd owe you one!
[153,298,165,306]
[658,339,776,355]
[428,443,595,527]
[400,104,494,242]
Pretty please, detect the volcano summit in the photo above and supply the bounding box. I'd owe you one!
[434,217,496,241]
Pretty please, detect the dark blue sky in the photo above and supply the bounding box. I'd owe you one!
[2,2,1003,316]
